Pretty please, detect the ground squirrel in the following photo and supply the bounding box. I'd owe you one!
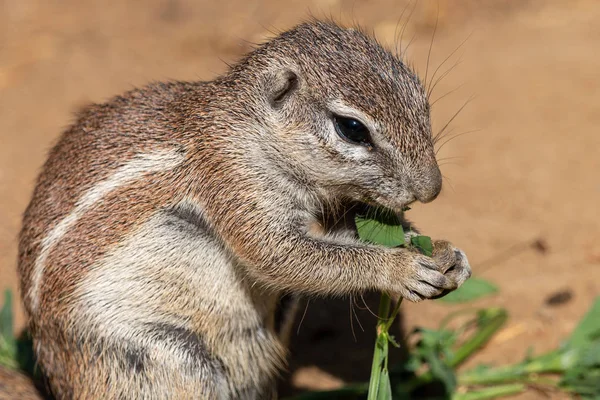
[15,21,471,399]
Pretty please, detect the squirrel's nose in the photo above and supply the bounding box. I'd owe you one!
[411,165,443,203]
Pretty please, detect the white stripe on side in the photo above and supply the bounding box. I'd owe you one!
[30,149,185,311]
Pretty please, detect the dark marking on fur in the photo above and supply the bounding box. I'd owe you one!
[76,333,148,374]
[148,323,225,373]
[163,202,214,236]
[124,346,147,373]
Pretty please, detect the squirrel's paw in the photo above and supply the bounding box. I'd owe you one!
[429,240,472,299]
[388,241,471,302]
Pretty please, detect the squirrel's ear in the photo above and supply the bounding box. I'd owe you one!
[267,69,299,108]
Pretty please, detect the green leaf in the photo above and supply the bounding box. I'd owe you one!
[424,348,457,394]
[387,334,400,348]
[579,342,600,367]
[568,297,600,348]
[401,355,424,373]
[355,216,405,248]
[416,328,457,352]
[0,290,14,342]
[376,368,392,400]
[410,235,433,257]
[0,289,17,369]
[437,277,498,304]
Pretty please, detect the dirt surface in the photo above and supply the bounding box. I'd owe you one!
[1,0,599,398]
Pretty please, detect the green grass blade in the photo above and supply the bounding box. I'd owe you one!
[568,297,600,348]
[357,208,445,400]
[0,290,14,342]
[0,289,17,369]
[377,368,392,400]
[368,294,392,400]
[449,308,508,369]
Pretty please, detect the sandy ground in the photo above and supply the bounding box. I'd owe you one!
[1,0,599,398]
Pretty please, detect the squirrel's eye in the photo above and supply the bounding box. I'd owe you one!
[334,116,372,147]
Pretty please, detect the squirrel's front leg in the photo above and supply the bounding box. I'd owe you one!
[214,204,468,302]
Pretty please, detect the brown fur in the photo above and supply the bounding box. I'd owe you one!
[15,21,470,399]
[0,366,45,400]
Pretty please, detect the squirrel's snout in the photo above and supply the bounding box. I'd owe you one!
[411,165,443,203]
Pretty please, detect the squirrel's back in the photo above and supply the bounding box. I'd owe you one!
[19,81,200,315]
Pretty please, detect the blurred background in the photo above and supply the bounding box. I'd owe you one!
[1,0,599,397]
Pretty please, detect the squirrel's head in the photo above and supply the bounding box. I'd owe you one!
[228,21,442,212]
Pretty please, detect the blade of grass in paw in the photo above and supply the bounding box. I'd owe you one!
[355,212,403,399]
